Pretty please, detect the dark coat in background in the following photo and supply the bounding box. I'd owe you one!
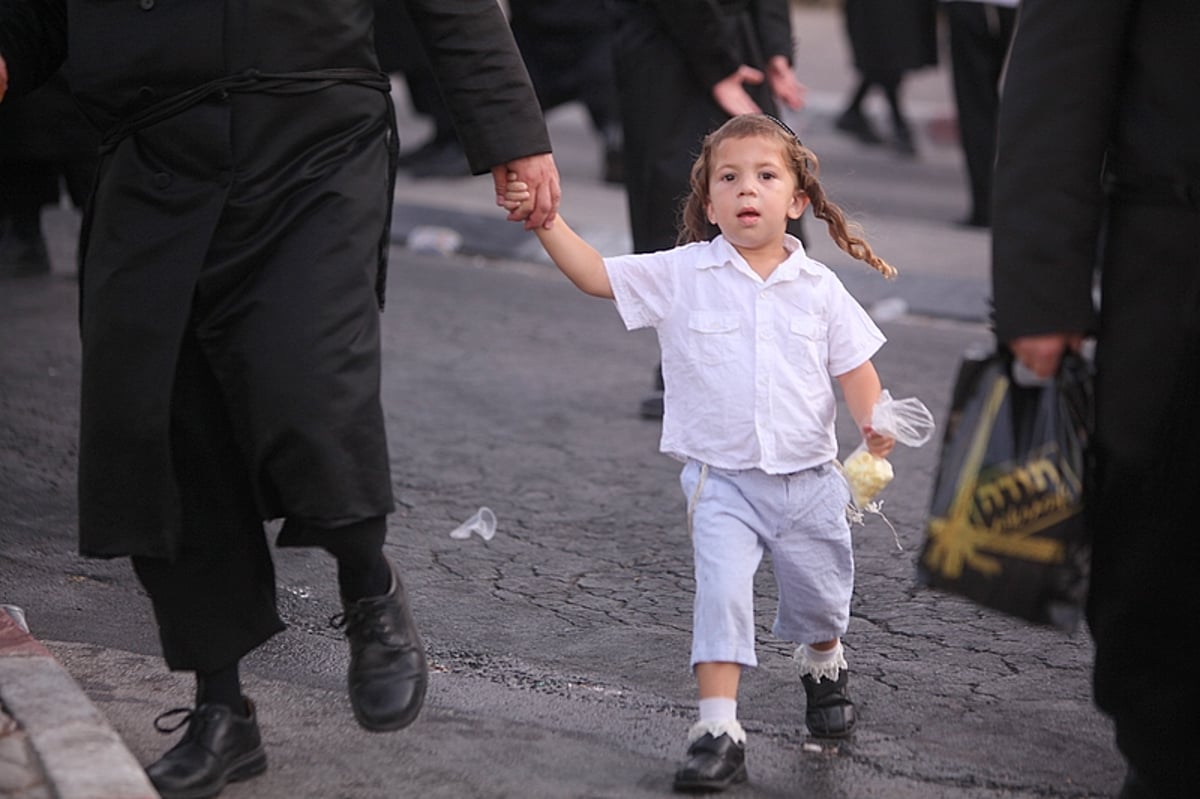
[0,69,97,210]
[843,0,938,82]
[991,2,1200,796]
[0,0,552,559]
[608,0,796,253]
[509,0,621,135]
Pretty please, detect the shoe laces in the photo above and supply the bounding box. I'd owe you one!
[152,705,227,738]
[153,707,197,734]
[329,603,398,649]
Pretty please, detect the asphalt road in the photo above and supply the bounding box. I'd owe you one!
[0,5,1124,794]
[1,246,1120,798]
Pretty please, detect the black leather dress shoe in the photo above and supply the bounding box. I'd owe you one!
[145,700,267,799]
[335,562,428,731]
[639,391,664,420]
[673,731,748,793]
[834,107,884,145]
[802,669,857,737]
[0,213,51,278]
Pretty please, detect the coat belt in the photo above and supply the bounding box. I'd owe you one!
[91,68,398,308]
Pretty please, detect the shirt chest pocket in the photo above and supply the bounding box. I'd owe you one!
[786,315,828,373]
[687,311,741,366]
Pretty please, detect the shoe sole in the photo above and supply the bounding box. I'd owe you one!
[672,763,748,793]
[351,678,428,733]
[152,746,267,799]
[806,720,856,739]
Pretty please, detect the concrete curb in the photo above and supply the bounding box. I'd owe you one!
[0,607,158,799]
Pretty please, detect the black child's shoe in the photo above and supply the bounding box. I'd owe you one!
[145,699,267,799]
[672,720,748,793]
[802,669,857,737]
[333,560,428,732]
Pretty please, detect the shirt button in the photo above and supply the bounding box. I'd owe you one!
[153,172,171,189]
[139,0,154,10]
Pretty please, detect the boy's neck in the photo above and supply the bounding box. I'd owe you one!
[732,242,790,281]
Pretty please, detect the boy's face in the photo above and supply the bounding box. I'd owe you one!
[704,135,807,253]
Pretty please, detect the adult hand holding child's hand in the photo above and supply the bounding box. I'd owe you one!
[493,153,560,230]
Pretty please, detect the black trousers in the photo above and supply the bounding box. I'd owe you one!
[1087,200,1200,798]
[945,1,1016,223]
[131,325,382,674]
[131,326,285,673]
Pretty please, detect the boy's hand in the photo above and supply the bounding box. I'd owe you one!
[863,425,895,458]
[500,173,535,220]
[492,153,560,230]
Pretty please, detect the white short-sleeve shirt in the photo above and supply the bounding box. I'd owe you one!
[605,235,885,474]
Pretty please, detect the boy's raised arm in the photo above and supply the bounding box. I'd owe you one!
[503,175,613,299]
[533,218,614,300]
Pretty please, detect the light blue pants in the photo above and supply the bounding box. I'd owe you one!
[680,460,854,669]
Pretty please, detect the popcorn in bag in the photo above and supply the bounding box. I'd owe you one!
[841,390,936,545]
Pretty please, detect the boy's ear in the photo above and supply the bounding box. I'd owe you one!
[706,200,717,226]
[789,193,811,220]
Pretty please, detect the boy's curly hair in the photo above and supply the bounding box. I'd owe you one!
[677,114,897,279]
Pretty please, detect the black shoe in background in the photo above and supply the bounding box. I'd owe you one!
[834,107,884,145]
[0,212,51,277]
[639,392,664,420]
[145,700,267,799]
[639,363,665,420]
[893,124,918,158]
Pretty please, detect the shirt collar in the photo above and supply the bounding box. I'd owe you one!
[700,234,825,282]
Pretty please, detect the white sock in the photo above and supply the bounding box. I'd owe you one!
[794,641,847,682]
[687,718,746,745]
[698,697,738,723]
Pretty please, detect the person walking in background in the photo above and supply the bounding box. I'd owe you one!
[835,0,938,157]
[991,3,1200,798]
[0,3,559,799]
[373,0,469,179]
[941,0,1017,227]
[0,69,97,277]
[607,0,805,419]
[378,0,625,184]
[509,0,625,185]
[504,114,896,793]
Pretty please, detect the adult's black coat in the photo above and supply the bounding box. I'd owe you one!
[0,69,98,211]
[991,1,1200,795]
[0,0,552,559]
[609,0,796,253]
[843,0,938,82]
[0,69,96,168]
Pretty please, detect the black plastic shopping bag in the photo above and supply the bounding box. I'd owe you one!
[918,349,1093,631]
